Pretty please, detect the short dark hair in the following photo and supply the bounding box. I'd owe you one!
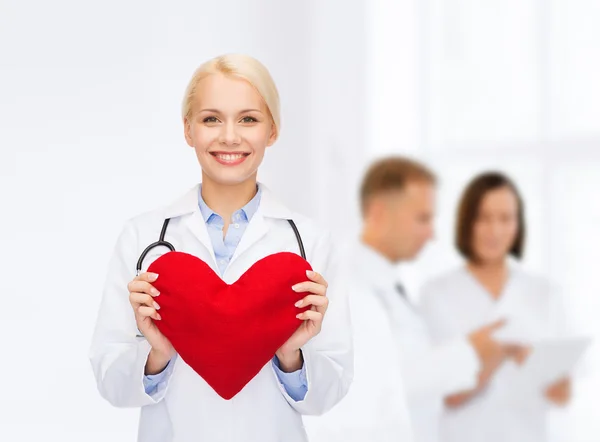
[360,156,436,216]
[455,171,526,261]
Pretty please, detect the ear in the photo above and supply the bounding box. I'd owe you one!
[266,123,277,147]
[375,200,388,222]
[183,118,194,147]
[366,198,385,223]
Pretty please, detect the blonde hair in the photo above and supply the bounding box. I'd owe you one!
[181,54,280,140]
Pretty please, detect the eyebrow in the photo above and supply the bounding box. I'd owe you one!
[198,108,263,114]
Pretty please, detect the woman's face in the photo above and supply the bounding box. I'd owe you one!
[472,186,520,264]
[184,73,276,186]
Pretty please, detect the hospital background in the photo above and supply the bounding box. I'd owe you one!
[0,0,598,441]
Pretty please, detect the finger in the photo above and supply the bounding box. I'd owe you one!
[127,280,160,297]
[137,305,161,320]
[305,270,328,288]
[502,344,525,353]
[296,310,323,322]
[130,292,160,310]
[295,294,329,310]
[292,281,326,296]
[135,272,159,283]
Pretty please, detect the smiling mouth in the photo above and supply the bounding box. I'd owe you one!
[209,151,250,165]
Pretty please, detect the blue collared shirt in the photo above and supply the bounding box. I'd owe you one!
[143,185,308,401]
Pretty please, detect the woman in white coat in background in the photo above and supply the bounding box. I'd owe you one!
[419,171,571,442]
[88,54,353,442]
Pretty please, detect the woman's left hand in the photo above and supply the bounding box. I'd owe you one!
[545,377,571,406]
[275,270,329,372]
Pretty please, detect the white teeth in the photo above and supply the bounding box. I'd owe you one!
[216,153,245,161]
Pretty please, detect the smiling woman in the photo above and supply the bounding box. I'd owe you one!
[88,54,353,442]
[182,55,280,190]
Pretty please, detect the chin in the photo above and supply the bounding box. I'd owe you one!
[403,249,421,262]
[477,253,507,264]
[204,169,257,186]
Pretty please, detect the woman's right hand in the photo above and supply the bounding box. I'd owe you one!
[446,320,508,409]
[504,343,532,366]
[128,272,175,374]
[468,319,507,386]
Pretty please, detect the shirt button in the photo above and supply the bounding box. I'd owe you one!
[234,223,240,229]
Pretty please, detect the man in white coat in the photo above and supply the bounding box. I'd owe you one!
[304,157,507,442]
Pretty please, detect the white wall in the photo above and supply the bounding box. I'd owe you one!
[307,0,368,237]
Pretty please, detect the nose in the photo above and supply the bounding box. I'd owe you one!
[490,220,503,237]
[219,122,241,146]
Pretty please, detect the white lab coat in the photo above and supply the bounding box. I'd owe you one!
[89,183,353,442]
[304,242,479,442]
[419,264,566,442]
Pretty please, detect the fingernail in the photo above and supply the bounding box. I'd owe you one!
[295,300,303,307]
[155,313,162,320]
[149,273,159,281]
[306,270,314,277]
[292,284,300,292]
[296,313,303,319]
[151,288,160,296]
[153,301,160,310]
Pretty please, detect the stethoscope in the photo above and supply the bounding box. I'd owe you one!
[134,217,306,338]
[136,218,306,276]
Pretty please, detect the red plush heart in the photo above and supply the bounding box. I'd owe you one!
[146,251,312,400]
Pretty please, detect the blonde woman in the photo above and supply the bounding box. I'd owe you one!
[89,54,353,442]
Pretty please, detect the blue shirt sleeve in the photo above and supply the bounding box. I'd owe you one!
[143,357,175,397]
[271,354,308,401]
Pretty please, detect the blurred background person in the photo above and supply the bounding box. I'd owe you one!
[305,157,508,442]
[419,172,572,442]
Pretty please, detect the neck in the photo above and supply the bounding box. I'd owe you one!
[361,228,398,263]
[467,258,506,274]
[201,173,258,222]
[467,258,508,299]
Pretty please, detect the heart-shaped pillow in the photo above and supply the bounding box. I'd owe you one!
[146,251,312,400]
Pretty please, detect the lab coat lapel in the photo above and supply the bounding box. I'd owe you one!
[183,210,218,267]
[230,209,269,265]
[229,183,293,267]
[162,183,218,269]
